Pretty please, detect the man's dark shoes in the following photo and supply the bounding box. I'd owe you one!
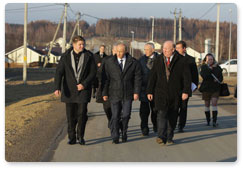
[166,140,175,145]
[122,134,127,143]
[79,138,85,145]
[112,139,119,144]
[178,128,184,133]
[153,126,157,133]
[142,128,149,136]
[68,139,76,145]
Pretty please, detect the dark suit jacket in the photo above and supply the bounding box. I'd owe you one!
[54,47,96,103]
[102,53,142,103]
[184,53,199,97]
[146,51,191,112]
[138,52,159,102]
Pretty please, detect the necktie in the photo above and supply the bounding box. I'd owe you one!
[147,58,153,70]
[119,59,123,71]
[166,57,170,67]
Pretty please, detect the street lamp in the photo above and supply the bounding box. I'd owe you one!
[150,16,154,42]
[228,8,232,77]
[130,31,134,56]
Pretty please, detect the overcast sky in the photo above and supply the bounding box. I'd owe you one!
[5,3,237,25]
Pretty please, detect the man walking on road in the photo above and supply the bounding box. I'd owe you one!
[138,42,159,136]
[147,41,191,146]
[54,36,96,145]
[102,43,142,144]
[96,44,118,128]
[175,40,199,132]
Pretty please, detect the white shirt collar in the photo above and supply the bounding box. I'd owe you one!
[166,54,174,62]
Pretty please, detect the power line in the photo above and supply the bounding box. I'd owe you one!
[6,7,63,13]
[198,4,216,20]
[5,4,57,11]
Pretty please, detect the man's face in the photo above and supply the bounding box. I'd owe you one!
[117,45,126,59]
[163,42,175,58]
[73,40,85,53]
[176,44,186,55]
[144,45,154,57]
[112,46,117,55]
[100,46,105,53]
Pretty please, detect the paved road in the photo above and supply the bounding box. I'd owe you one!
[49,95,237,162]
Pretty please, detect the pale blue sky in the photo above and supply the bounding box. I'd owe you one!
[5,3,237,25]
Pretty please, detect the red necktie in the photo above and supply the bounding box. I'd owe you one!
[166,57,170,67]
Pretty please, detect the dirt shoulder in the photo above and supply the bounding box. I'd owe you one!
[5,69,66,162]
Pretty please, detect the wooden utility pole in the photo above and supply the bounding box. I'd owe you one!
[228,8,232,77]
[43,10,65,68]
[179,9,182,41]
[77,12,81,35]
[171,8,177,43]
[68,12,81,46]
[215,3,220,62]
[62,3,68,53]
[23,3,28,84]
[151,16,155,42]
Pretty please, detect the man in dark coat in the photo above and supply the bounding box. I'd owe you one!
[175,40,199,132]
[92,45,108,98]
[96,44,118,127]
[102,43,142,144]
[147,40,191,146]
[138,42,159,136]
[54,36,96,145]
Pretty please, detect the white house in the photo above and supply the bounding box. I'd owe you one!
[5,46,43,65]
[131,40,162,54]
[5,46,61,65]
[186,47,202,64]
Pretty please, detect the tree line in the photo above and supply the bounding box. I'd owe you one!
[5,17,237,61]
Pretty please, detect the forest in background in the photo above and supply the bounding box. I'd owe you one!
[5,17,237,61]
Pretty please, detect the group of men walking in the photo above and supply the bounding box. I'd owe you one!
[54,35,198,146]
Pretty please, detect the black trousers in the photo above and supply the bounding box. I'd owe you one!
[157,108,178,142]
[139,101,157,130]
[66,103,88,141]
[110,100,132,140]
[103,100,112,126]
[178,98,189,129]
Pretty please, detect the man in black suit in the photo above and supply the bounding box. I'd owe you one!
[102,43,142,144]
[147,41,191,146]
[54,36,96,145]
[176,40,199,132]
[138,42,159,136]
[96,44,118,127]
[92,45,108,98]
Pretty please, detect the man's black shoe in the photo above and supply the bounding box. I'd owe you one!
[79,139,85,145]
[122,135,127,143]
[68,139,76,145]
[178,128,184,133]
[142,128,149,136]
[153,126,157,133]
[166,140,175,145]
[112,139,119,144]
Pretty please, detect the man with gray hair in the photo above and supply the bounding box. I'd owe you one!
[138,42,159,136]
[147,40,191,146]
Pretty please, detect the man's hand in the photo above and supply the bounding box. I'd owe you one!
[147,94,153,101]
[103,96,108,101]
[134,94,139,101]
[54,90,61,97]
[77,84,84,91]
[182,93,188,100]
